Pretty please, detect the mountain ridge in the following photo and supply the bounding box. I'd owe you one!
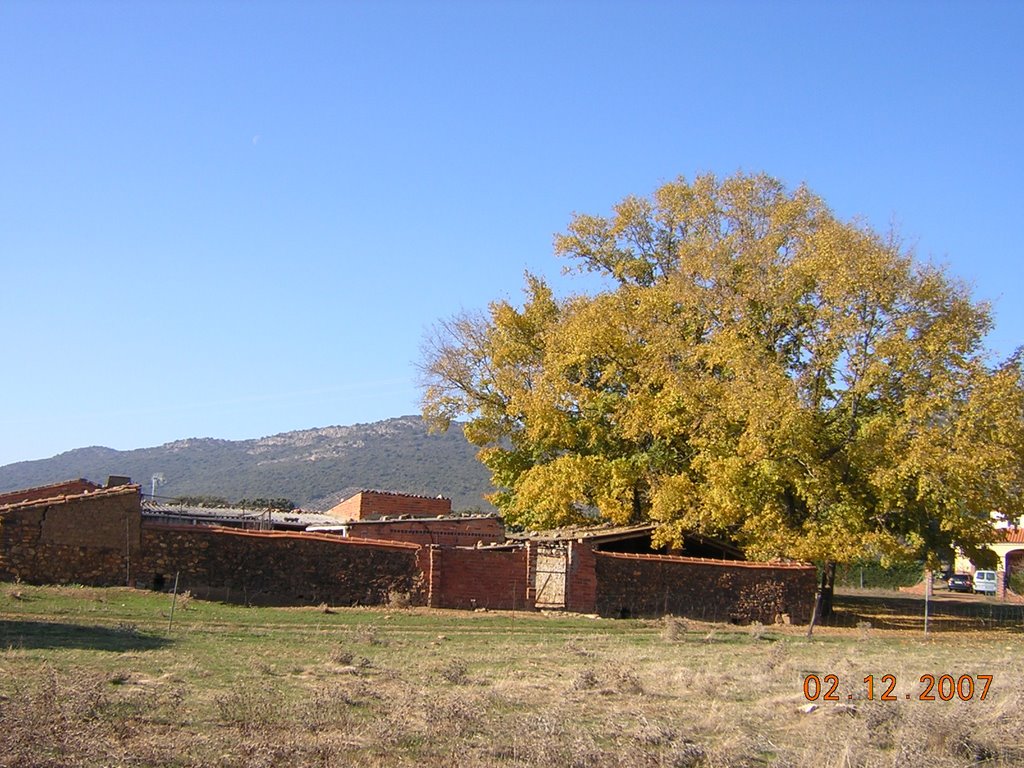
[0,416,494,512]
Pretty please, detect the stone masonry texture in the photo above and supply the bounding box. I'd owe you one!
[594,552,816,623]
[0,481,816,621]
[0,485,142,586]
[137,526,422,606]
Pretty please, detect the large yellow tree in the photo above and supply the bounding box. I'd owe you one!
[421,172,1024,609]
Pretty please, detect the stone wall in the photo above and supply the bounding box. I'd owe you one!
[0,481,815,622]
[594,552,816,624]
[0,486,142,586]
[137,525,422,606]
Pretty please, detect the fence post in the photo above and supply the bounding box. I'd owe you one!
[167,571,180,634]
[923,569,931,637]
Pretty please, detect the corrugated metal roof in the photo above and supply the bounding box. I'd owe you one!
[141,501,336,527]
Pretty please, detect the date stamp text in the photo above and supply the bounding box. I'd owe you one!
[802,674,992,702]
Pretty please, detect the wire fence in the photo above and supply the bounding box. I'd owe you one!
[822,589,1024,632]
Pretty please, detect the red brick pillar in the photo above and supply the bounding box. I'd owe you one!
[566,539,598,614]
[426,546,442,608]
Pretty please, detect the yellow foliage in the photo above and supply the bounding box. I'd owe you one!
[421,172,1024,566]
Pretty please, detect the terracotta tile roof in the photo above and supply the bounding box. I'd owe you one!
[506,523,657,542]
[0,483,140,513]
[0,478,102,506]
[151,523,421,550]
[598,551,814,570]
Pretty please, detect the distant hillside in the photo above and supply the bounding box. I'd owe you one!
[0,416,494,512]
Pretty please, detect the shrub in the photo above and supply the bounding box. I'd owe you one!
[214,685,279,735]
[439,659,469,685]
[572,668,600,691]
[662,616,686,642]
[387,589,412,608]
[835,559,925,589]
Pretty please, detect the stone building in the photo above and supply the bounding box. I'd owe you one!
[0,480,142,586]
[0,479,816,622]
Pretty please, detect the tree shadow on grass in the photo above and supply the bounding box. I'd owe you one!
[0,619,172,652]
[826,593,1024,632]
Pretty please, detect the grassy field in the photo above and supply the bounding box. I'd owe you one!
[1,582,1021,767]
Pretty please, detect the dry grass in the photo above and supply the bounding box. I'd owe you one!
[0,583,1022,766]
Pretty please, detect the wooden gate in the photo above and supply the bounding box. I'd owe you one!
[533,544,568,609]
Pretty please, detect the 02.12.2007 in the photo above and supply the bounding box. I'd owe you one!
[802,674,992,702]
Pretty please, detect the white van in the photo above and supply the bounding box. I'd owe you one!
[973,570,998,595]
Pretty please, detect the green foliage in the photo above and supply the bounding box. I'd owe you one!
[834,560,925,590]
[422,171,1024,567]
[1009,568,1024,596]
[969,548,1001,571]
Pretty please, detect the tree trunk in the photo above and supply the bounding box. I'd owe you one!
[630,486,644,525]
[820,561,837,617]
[806,561,837,638]
[806,582,822,638]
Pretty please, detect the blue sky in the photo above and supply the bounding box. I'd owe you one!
[1,1,1021,467]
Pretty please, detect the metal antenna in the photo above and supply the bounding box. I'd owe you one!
[151,473,165,500]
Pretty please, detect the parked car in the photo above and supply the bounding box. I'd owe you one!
[947,574,973,593]
[973,570,999,595]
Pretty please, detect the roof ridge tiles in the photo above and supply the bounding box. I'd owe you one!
[0,483,141,513]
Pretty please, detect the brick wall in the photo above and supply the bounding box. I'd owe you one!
[0,486,142,586]
[137,525,422,606]
[427,546,534,611]
[343,516,504,547]
[566,540,598,614]
[594,552,816,624]
[327,491,451,521]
